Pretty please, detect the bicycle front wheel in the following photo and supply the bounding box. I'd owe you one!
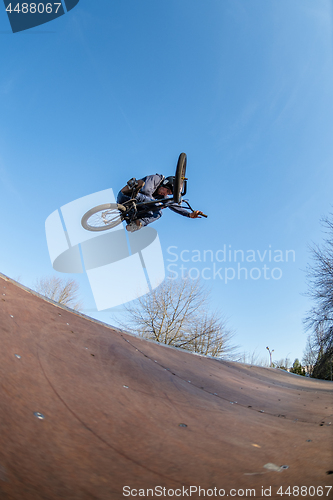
[173,152,187,204]
[81,203,126,231]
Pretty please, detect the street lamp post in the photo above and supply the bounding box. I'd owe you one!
[266,346,274,367]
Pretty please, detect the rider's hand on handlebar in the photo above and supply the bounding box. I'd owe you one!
[189,210,205,219]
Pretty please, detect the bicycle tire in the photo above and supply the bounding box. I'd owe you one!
[81,203,126,231]
[173,152,187,204]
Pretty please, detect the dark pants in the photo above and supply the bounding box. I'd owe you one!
[117,191,162,227]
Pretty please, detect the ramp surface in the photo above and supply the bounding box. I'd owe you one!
[0,274,332,499]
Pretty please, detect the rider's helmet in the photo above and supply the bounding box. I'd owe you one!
[161,176,174,193]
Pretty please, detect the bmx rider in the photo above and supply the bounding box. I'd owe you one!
[117,174,204,232]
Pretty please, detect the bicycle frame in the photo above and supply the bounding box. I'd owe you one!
[122,195,192,223]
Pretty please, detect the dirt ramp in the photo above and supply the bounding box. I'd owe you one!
[0,274,332,499]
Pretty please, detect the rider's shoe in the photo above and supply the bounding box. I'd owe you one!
[132,179,145,197]
[126,220,142,232]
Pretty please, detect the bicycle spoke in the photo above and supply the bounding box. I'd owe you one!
[87,209,121,229]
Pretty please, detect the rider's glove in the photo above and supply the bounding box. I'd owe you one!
[189,211,204,219]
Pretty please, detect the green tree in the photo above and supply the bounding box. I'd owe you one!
[312,350,333,380]
[289,358,305,376]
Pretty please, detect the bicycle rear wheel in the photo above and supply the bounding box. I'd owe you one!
[81,203,126,231]
[173,152,187,204]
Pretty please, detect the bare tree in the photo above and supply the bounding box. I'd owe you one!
[302,334,319,376]
[272,357,291,371]
[176,311,236,357]
[34,276,82,311]
[304,214,333,379]
[121,278,237,359]
[238,350,269,367]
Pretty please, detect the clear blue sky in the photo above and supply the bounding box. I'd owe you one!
[1,0,333,364]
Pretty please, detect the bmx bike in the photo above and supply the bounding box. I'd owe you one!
[81,153,206,232]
